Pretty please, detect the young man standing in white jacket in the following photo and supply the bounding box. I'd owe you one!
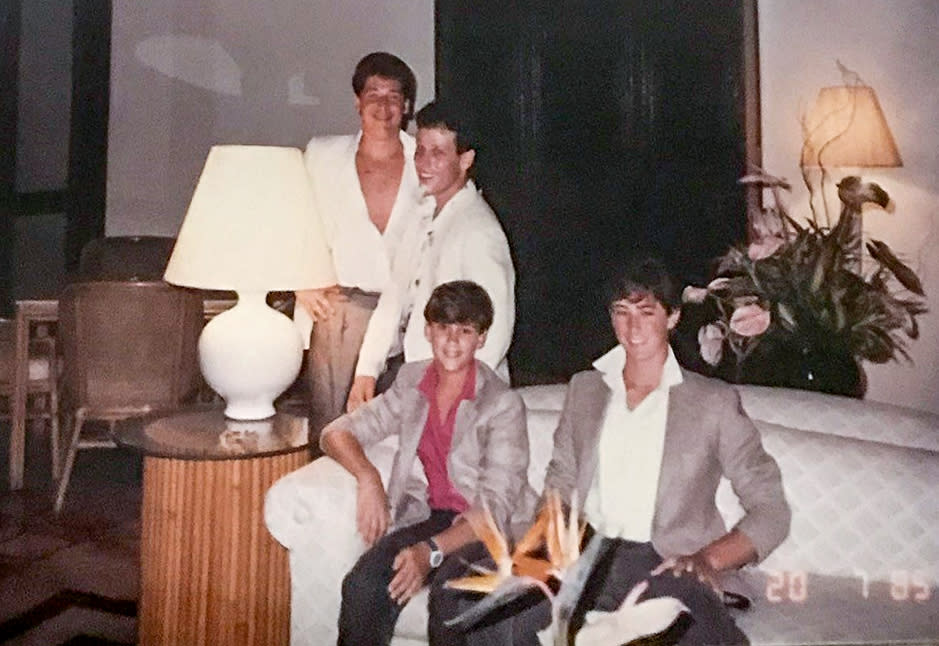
[294,52,423,433]
[346,100,515,411]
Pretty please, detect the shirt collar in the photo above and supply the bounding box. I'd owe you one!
[353,128,411,147]
[419,180,478,220]
[418,360,478,402]
[592,344,684,394]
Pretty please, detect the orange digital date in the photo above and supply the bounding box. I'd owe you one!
[766,569,933,603]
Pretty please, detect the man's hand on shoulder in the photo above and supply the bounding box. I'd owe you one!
[295,287,338,321]
[355,471,390,547]
[347,375,377,412]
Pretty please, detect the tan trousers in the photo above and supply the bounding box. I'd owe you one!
[306,288,379,434]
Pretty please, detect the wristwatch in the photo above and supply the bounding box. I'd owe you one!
[426,538,444,568]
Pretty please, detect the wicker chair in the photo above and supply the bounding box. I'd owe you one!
[0,318,60,480]
[54,281,203,512]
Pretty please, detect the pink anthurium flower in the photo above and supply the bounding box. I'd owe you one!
[747,236,785,260]
[729,304,771,337]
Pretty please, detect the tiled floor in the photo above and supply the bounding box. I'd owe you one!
[0,421,140,644]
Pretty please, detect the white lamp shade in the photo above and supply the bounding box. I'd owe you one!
[164,145,336,291]
[801,86,902,168]
[164,145,335,419]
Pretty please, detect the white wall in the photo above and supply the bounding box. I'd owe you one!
[759,0,939,414]
[106,0,434,237]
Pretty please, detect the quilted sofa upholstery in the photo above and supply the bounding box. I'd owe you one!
[265,383,939,645]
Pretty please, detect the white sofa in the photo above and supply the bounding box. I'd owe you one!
[265,383,939,646]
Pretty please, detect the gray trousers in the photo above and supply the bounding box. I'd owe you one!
[306,287,379,434]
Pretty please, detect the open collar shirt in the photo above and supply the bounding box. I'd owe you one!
[583,344,684,541]
[416,362,476,513]
[302,130,421,292]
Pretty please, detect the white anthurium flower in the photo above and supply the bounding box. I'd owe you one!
[682,285,709,304]
[575,580,689,646]
[536,580,687,646]
[698,324,725,366]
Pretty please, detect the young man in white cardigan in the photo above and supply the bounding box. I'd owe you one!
[346,100,516,412]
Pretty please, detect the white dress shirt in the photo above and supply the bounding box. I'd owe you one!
[583,344,684,541]
[302,130,422,292]
[354,181,515,381]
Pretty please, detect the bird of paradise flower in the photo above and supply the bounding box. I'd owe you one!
[445,490,688,646]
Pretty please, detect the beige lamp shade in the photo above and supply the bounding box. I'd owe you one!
[801,86,902,168]
[165,145,335,291]
[164,145,335,420]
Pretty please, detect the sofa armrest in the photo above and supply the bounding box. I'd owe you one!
[265,454,358,550]
[264,440,399,646]
[265,439,398,550]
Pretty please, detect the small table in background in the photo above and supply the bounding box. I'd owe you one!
[115,406,310,646]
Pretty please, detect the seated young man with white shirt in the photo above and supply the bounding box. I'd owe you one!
[320,280,529,646]
[443,257,790,645]
[345,100,515,413]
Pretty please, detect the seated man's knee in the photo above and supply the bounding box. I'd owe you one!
[342,559,389,606]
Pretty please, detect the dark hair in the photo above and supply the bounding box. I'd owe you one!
[606,256,681,314]
[351,52,417,130]
[415,100,477,155]
[424,281,493,333]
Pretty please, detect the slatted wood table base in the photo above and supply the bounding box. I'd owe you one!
[139,451,308,645]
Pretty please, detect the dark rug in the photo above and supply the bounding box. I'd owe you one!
[0,589,136,645]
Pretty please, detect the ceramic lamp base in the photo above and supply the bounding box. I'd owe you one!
[198,290,303,420]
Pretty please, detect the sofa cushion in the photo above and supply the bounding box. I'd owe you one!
[717,421,939,582]
[394,588,430,641]
[517,383,566,412]
[736,385,939,452]
[525,408,560,493]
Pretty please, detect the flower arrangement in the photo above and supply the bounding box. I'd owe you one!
[682,171,926,390]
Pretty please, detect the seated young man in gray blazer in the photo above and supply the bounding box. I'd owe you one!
[442,257,790,645]
[320,280,530,646]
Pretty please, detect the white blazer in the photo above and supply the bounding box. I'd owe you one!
[355,181,515,382]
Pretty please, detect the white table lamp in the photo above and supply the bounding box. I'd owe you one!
[165,145,335,420]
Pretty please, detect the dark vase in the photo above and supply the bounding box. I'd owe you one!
[736,340,865,398]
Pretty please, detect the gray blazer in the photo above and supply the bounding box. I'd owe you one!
[321,360,530,532]
[544,368,790,564]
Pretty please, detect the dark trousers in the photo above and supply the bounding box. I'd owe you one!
[338,510,488,646]
[445,538,749,646]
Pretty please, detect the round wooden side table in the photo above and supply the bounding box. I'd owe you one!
[116,407,310,646]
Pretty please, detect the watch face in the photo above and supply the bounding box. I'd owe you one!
[427,539,444,568]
